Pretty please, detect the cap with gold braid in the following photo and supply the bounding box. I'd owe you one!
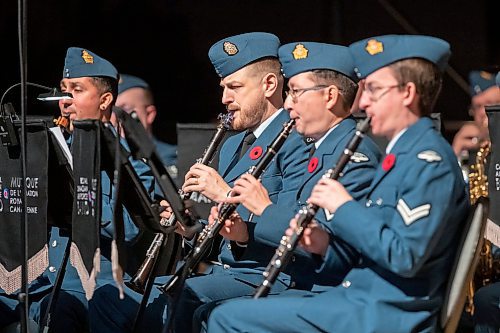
[208,32,280,78]
[63,47,118,80]
[278,42,357,81]
[348,35,451,79]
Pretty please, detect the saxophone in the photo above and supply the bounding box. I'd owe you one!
[465,143,500,314]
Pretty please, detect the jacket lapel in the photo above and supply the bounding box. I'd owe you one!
[296,118,356,200]
[366,117,435,195]
[224,110,290,183]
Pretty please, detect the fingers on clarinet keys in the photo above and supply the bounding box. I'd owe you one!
[160,217,173,227]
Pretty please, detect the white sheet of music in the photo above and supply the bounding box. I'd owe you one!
[49,126,73,169]
[485,218,500,248]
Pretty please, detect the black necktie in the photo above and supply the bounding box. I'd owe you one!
[309,144,316,159]
[239,131,256,159]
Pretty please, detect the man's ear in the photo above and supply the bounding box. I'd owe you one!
[262,73,278,98]
[145,105,157,126]
[325,85,340,110]
[99,91,114,111]
[402,82,417,108]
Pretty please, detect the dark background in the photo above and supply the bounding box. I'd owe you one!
[1,0,498,143]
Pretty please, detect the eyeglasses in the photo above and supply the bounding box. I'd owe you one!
[363,83,404,102]
[285,85,328,103]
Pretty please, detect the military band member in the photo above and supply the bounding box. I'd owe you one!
[29,47,153,332]
[193,41,382,332]
[452,69,500,158]
[115,74,178,179]
[207,34,469,333]
[89,32,309,333]
[472,71,500,333]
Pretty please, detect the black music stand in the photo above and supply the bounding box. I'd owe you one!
[0,117,74,333]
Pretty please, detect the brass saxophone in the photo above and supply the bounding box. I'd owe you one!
[465,143,500,314]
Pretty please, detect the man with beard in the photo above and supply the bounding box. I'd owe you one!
[89,32,309,333]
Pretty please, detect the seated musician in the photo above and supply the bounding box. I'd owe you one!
[472,71,500,333]
[1,47,154,332]
[193,40,383,332]
[89,32,310,333]
[452,69,500,159]
[207,34,469,333]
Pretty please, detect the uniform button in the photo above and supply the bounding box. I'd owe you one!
[376,198,383,205]
[290,281,296,288]
[365,200,372,207]
[227,244,231,250]
[51,240,57,247]
[223,264,230,270]
[48,266,56,273]
[291,255,296,263]
[341,280,351,288]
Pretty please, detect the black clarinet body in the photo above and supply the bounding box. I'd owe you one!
[159,118,296,295]
[125,113,232,294]
[162,113,233,227]
[253,116,371,298]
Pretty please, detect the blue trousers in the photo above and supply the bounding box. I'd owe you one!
[473,281,500,333]
[89,265,289,333]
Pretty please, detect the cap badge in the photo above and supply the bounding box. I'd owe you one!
[292,44,308,60]
[479,71,493,80]
[81,50,94,64]
[223,41,239,56]
[365,39,384,56]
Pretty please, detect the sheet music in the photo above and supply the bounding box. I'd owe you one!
[49,126,73,169]
[485,218,500,248]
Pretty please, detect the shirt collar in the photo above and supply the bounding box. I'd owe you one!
[315,123,340,149]
[253,108,283,138]
[386,128,408,154]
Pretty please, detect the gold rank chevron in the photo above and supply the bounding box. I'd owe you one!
[397,199,431,225]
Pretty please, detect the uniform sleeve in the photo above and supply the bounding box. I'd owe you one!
[329,157,466,277]
[100,158,154,243]
[251,134,308,247]
[255,139,380,250]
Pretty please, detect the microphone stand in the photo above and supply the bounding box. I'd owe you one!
[17,0,29,330]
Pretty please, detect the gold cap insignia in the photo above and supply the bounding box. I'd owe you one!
[223,42,238,56]
[365,39,384,56]
[479,71,493,80]
[292,44,308,60]
[81,50,94,64]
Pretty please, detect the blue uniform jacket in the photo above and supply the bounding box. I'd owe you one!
[215,110,309,286]
[298,117,469,333]
[253,117,382,289]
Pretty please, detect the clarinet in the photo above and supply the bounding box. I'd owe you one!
[158,118,296,295]
[160,112,233,228]
[253,116,371,299]
[125,113,232,294]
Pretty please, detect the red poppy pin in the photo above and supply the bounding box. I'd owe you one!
[249,146,263,160]
[308,157,319,173]
[382,153,396,171]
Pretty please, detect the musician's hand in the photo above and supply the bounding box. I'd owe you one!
[209,205,249,243]
[183,164,231,203]
[159,200,173,220]
[452,123,484,157]
[159,200,195,238]
[308,178,352,214]
[286,217,329,257]
[208,205,219,227]
[224,174,272,216]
